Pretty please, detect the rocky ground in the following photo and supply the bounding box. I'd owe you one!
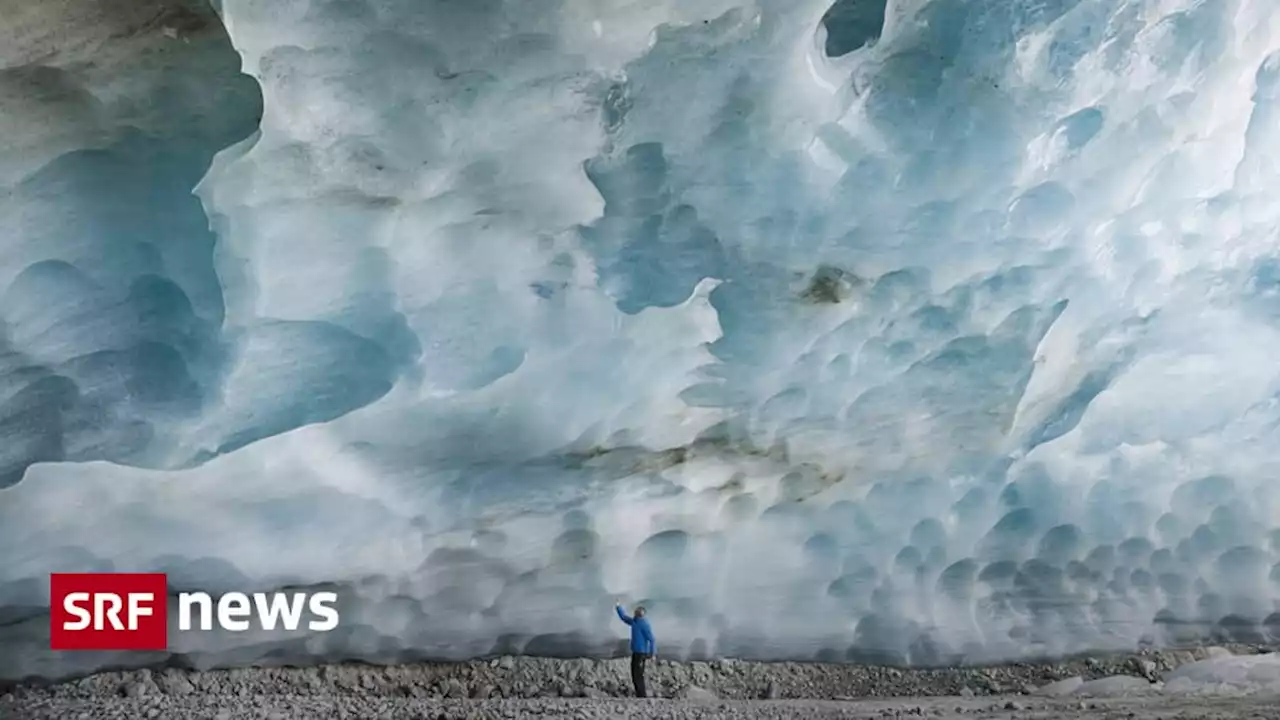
[4,645,1278,719]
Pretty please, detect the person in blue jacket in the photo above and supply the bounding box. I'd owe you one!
[615,601,655,697]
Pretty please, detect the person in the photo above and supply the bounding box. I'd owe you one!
[615,601,655,698]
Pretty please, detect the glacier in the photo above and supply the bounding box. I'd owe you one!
[4,0,1280,681]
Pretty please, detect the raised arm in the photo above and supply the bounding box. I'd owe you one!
[615,604,633,625]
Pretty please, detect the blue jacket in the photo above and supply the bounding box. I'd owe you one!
[616,606,655,655]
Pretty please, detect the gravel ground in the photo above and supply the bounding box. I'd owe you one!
[4,645,1277,719]
[7,694,1280,720]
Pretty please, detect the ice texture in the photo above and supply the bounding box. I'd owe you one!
[4,0,1280,681]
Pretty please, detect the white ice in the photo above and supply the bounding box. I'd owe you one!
[1162,652,1280,695]
[4,0,1280,680]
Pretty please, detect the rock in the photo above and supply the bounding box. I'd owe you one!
[679,685,718,701]
[1004,701,1023,711]
[120,681,148,699]
[157,671,195,696]
[498,656,516,670]
[764,680,781,699]
[473,684,494,699]
[958,686,975,698]
[1204,647,1233,660]
[1033,676,1083,697]
[583,688,609,699]
[300,668,323,689]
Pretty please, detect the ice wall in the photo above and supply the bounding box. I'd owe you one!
[5,0,1280,680]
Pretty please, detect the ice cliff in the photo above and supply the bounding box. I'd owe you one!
[5,0,1280,681]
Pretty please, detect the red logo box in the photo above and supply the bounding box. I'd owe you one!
[49,573,168,651]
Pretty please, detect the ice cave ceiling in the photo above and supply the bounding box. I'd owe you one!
[3,0,1280,680]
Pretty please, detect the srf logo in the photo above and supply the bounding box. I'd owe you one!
[50,572,341,651]
[50,573,168,651]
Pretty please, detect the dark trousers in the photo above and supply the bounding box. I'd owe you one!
[630,652,648,697]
